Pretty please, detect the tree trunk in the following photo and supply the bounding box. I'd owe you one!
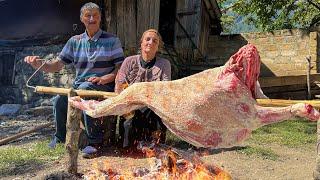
[65,89,82,174]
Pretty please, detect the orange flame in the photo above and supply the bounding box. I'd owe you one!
[84,148,232,180]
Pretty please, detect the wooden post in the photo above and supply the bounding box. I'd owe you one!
[306,56,311,100]
[65,89,82,174]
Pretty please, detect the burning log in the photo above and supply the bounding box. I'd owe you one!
[83,142,232,179]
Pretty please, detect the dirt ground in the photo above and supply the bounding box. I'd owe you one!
[0,115,317,180]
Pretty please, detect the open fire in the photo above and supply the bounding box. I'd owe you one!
[84,143,231,180]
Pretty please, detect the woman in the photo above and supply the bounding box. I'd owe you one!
[115,29,171,148]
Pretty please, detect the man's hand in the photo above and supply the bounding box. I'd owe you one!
[87,74,115,85]
[68,96,99,111]
[24,56,64,73]
[24,56,43,69]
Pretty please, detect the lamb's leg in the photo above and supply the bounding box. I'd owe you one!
[69,83,151,118]
[256,103,320,126]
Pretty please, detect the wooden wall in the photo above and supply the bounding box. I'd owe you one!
[175,0,212,58]
[175,0,200,49]
[137,0,161,41]
[198,0,211,57]
[103,0,160,53]
[102,0,216,58]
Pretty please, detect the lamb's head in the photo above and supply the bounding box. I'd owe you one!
[219,44,261,98]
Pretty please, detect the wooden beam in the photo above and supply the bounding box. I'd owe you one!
[177,10,197,16]
[176,34,195,39]
[259,74,320,88]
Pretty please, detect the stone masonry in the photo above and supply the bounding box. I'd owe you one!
[207,29,319,77]
[0,44,75,104]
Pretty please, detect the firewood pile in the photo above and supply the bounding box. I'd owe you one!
[84,143,231,180]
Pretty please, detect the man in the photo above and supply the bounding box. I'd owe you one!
[24,2,124,158]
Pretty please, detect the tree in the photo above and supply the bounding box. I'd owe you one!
[218,0,320,32]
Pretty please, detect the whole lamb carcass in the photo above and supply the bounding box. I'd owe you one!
[69,44,320,148]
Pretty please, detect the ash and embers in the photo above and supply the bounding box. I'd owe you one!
[84,143,231,180]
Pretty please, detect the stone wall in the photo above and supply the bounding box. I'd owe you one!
[207,29,319,77]
[0,44,75,104]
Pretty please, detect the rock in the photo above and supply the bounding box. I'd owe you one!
[16,115,31,120]
[25,106,53,117]
[34,98,53,107]
[0,104,22,116]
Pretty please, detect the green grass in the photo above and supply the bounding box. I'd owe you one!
[165,118,317,160]
[166,131,194,149]
[250,118,317,147]
[237,146,279,160]
[0,140,66,177]
[239,118,316,160]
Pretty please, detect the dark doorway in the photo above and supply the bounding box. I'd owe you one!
[0,53,15,86]
[159,0,176,45]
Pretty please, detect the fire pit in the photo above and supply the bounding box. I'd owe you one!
[84,143,231,179]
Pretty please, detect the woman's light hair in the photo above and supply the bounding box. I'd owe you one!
[140,29,164,51]
[80,2,101,18]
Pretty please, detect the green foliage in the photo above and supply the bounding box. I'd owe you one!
[218,0,320,32]
[0,140,65,177]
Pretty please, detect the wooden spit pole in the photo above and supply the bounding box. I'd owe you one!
[35,86,117,99]
[256,99,320,109]
[34,86,320,109]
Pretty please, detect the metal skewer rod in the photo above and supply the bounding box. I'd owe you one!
[26,59,51,91]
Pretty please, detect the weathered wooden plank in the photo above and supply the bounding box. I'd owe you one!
[104,0,117,34]
[116,0,125,47]
[175,0,202,50]
[124,0,137,49]
[259,74,320,88]
[137,0,160,39]
[152,0,160,29]
[191,0,202,49]
[175,0,188,48]
[198,0,211,56]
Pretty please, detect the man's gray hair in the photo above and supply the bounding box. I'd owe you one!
[80,2,101,17]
